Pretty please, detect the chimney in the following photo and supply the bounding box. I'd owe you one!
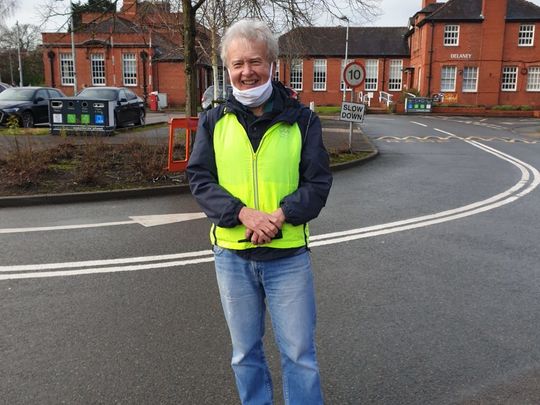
[121,0,137,17]
[482,0,508,19]
[422,0,437,8]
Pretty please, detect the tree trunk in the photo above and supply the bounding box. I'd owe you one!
[183,0,198,117]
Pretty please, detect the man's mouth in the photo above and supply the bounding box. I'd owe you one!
[242,79,259,86]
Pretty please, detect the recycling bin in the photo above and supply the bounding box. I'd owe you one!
[49,98,116,135]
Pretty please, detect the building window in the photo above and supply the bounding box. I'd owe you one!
[60,53,74,86]
[340,59,351,91]
[440,66,457,91]
[290,59,303,91]
[274,60,280,81]
[313,59,327,91]
[122,53,137,86]
[444,25,460,46]
[518,24,535,46]
[388,59,403,91]
[462,66,478,92]
[526,67,540,91]
[364,59,378,91]
[501,66,518,91]
[91,54,106,86]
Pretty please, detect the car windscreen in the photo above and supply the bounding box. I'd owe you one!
[77,89,117,100]
[0,88,34,101]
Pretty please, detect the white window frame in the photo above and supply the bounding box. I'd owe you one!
[526,66,540,91]
[340,59,352,91]
[122,53,137,86]
[312,59,327,91]
[60,53,75,86]
[501,66,518,91]
[518,24,535,47]
[91,53,106,86]
[440,65,457,92]
[290,59,303,91]
[462,66,478,92]
[388,59,403,91]
[364,59,378,91]
[274,60,280,81]
[444,25,460,46]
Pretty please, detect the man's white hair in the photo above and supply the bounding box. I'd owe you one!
[220,19,279,66]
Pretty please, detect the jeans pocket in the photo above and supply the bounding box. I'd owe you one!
[212,245,225,256]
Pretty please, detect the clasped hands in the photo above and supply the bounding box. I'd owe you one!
[238,207,285,245]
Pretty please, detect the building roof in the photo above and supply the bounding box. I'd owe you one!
[507,0,540,20]
[279,26,410,58]
[421,0,540,23]
[424,0,483,22]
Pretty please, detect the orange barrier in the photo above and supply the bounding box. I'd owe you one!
[167,117,199,172]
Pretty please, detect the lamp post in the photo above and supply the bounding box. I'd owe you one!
[55,0,77,93]
[339,16,350,101]
[69,0,78,94]
[16,21,23,86]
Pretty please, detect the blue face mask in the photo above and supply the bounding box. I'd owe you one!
[230,66,273,108]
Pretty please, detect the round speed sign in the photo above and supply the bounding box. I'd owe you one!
[343,62,366,88]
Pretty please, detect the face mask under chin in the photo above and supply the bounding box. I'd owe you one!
[230,66,273,108]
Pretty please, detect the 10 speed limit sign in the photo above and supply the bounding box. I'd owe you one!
[343,61,366,88]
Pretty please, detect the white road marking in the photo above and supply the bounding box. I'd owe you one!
[410,121,428,127]
[0,212,207,234]
[1,129,538,281]
[0,221,134,234]
[130,213,207,227]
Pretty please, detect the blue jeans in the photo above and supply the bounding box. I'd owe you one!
[213,246,323,405]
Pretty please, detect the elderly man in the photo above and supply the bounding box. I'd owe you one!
[187,19,332,405]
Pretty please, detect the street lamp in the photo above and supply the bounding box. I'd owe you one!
[57,0,77,94]
[339,15,350,102]
[69,0,78,94]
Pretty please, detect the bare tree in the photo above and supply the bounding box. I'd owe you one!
[181,0,381,116]
[0,0,16,24]
[0,24,41,51]
[39,0,381,116]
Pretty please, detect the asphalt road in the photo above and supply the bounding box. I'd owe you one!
[1,115,540,404]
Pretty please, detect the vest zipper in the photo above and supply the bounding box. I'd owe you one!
[252,153,259,210]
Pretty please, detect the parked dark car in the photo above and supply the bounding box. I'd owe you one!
[0,87,65,127]
[76,86,145,127]
[201,85,233,110]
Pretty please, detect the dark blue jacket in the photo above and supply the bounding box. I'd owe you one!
[187,82,332,231]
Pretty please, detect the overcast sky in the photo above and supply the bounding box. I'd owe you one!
[4,0,540,32]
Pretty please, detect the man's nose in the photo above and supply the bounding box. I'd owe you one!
[241,63,254,75]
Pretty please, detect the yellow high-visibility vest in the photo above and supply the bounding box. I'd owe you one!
[211,113,309,249]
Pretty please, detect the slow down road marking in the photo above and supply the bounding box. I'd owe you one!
[0,132,538,280]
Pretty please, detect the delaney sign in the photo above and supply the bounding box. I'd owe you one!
[340,102,365,122]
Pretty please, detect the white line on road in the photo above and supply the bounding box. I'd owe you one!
[410,121,428,127]
[0,212,207,234]
[0,221,134,234]
[1,130,538,280]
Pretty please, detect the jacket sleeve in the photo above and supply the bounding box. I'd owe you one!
[186,111,245,228]
[279,110,333,226]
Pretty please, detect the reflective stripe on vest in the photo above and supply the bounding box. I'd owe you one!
[211,113,308,250]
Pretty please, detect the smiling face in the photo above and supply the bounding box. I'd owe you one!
[226,38,271,91]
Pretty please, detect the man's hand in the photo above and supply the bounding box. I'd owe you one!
[239,207,283,245]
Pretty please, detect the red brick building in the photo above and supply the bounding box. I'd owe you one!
[278,0,540,108]
[42,0,540,109]
[41,0,212,107]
